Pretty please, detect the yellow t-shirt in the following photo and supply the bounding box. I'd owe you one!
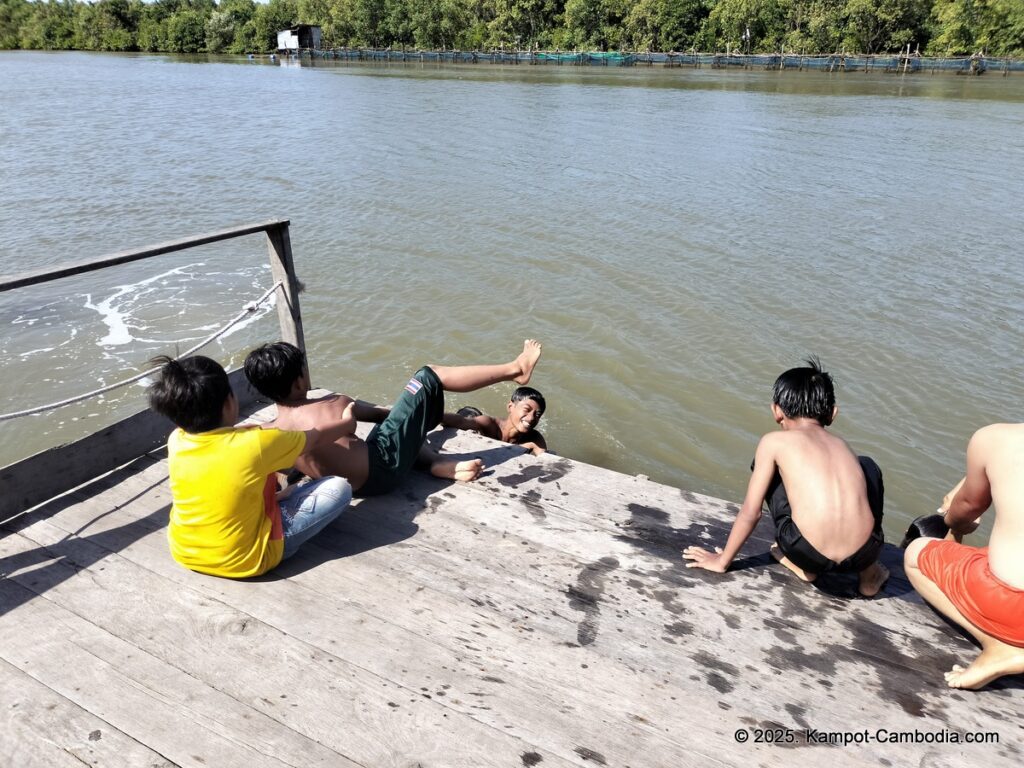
[167,426,306,578]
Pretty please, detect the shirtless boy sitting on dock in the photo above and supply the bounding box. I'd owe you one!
[904,423,1024,690]
[243,340,543,496]
[683,358,889,598]
[441,386,548,456]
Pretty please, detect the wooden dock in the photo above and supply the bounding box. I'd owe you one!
[2,396,1022,768]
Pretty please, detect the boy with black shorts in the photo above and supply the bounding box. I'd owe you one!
[683,358,889,597]
[243,340,543,495]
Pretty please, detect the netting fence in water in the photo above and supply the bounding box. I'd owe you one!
[298,48,1023,74]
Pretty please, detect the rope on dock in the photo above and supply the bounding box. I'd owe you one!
[0,281,284,423]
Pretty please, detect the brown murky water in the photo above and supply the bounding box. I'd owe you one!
[2,51,1023,538]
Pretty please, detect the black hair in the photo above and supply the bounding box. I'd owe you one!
[510,386,546,416]
[244,341,306,403]
[772,356,836,426]
[147,355,232,433]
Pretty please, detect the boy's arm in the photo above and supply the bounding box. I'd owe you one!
[442,412,500,437]
[519,432,547,456]
[351,399,390,423]
[324,394,388,424]
[300,401,357,454]
[529,431,547,451]
[944,428,994,538]
[940,478,966,514]
[683,435,776,573]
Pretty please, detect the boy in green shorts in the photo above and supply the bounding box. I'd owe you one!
[243,339,543,495]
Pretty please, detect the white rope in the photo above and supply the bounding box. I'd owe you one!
[0,281,284,423]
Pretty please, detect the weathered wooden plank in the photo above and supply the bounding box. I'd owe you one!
[20,454,1020,768]
[0,368,267,523]
[1,522,575,768]
[0,657,175,768]
[6,414,1022,768]
[0,220,289,292]
[0,559,356,768]
[307,489,991,723]
[14,481,755,768]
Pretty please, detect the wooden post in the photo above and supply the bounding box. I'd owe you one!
[265,221,306,354]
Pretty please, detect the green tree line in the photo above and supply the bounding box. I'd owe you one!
[1,0,1021,56]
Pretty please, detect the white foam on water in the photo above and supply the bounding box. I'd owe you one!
[83,263,205,347]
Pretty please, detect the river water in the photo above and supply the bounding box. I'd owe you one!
[2,51,1023,539]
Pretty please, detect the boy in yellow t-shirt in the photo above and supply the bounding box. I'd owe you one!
[148,355,354,578]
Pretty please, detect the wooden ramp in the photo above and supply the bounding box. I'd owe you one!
[2,409,1022,768]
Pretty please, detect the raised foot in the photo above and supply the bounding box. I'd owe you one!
[857,562,890,598]
[770,543,817,583]
[944,648,1024,691]
[431,458,484,483]
[513,339,543,385]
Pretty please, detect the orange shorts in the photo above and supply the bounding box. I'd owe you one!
[918,540,1024,647]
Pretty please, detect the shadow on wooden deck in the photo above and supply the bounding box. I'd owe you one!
[2,420,1022,767]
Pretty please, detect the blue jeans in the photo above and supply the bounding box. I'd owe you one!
[279,476,352,560]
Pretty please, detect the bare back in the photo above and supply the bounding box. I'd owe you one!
[773,427,875,562]
[272,395,371,492]
[973,424,1024,586]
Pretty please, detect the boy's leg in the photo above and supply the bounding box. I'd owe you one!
[769,544,818,583]
[360,366,466,495]
[856,561,890,598]
[904,538,1024,689]
[854,457,889,597]
[417,444,483,483]
[429,339,542,392]
[280,476,353,559]
[859,456,885,533]
[763,469,819,582]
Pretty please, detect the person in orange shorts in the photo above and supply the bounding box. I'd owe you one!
[904,423,1024,690]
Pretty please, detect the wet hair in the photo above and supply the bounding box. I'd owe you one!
[147,355,231,433]
[510,386,546,416]
[244,341,306,403]
[772,356,836,426]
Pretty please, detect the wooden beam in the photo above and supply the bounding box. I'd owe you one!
[0,369,268,523]
[0,220,290,293]
[265,222,306,354]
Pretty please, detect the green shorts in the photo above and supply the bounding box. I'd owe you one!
[358,366,445,497]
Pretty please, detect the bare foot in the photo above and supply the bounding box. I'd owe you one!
[857,562,890,598]
[431,458,484,483]
[770,543,817,583]
[944,645,1024,690]
[513,339,543,385]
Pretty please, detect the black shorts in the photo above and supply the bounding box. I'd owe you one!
[765,456,885,575]
[357,366,445,497]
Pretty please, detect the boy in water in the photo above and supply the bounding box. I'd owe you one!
[147,355,355,578]
[904,423,1024,690]
[683,358,889,598]
[243,339,543,496]
[442,386,548,456]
